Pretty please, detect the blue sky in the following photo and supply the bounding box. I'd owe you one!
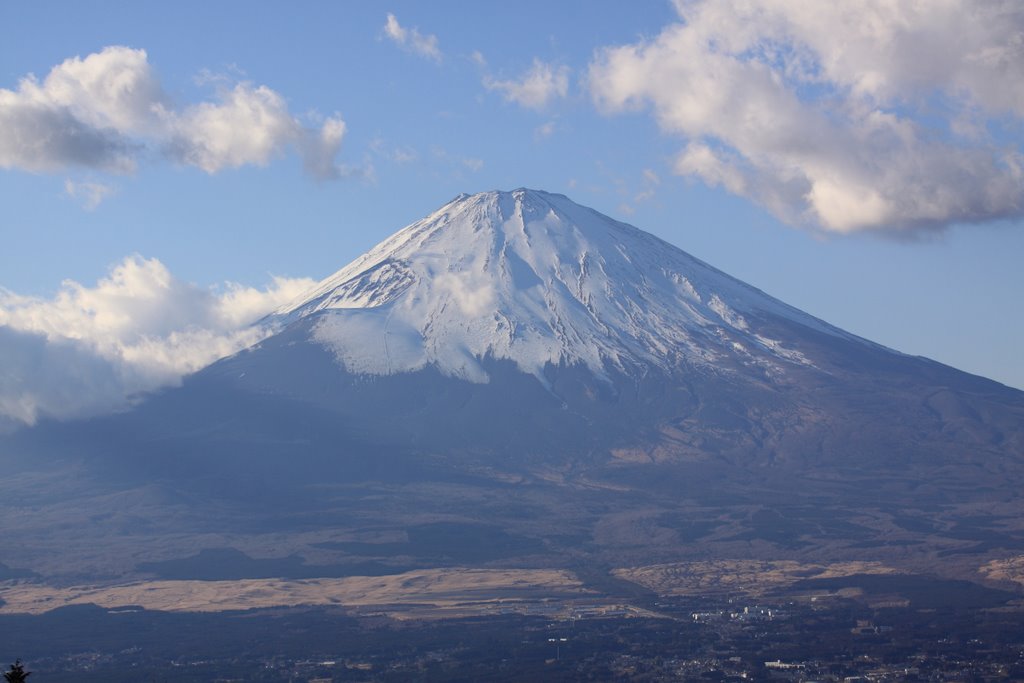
[1,0,1022,424]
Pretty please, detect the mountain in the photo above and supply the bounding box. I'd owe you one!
[3,189,1024,586]
[198,188,1022,467]
[270,188,845,382]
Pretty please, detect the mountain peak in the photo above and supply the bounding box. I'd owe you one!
[271,190,851,384]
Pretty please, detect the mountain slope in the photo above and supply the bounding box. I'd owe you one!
[3,188,1024,583]
[270,188,856,385]
[197,188,1020,468]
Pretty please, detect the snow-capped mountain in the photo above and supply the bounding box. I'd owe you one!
[269,189,852,385]
[161,186,1016,466]
[5,188,1024,583]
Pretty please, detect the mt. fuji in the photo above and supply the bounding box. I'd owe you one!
[4,189,1024,582]
[194,188,1019,466]
[271,188,840,383]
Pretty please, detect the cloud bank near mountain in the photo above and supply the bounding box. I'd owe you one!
[589,0,1024,234]
[0,256,314,425]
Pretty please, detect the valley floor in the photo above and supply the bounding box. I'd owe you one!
[4,560,1024,681]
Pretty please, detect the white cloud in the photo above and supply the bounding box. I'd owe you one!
[588,0,1024,234]
[634,169,660,203]
[369,138,419,165]
[64,179,116,210]
[427,145,486,178]
[535,121,557,140]
[485,59,570,110]
[383,13,442,62]
[0,96,138,174]
[674,143,747,196]
[168,83,298,173]
[299,115,349,180]
[435,272,495,316]
[391,146,418,165]
[0,46,349,180]
[0,256,315,425]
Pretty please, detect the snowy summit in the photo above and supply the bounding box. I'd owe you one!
[271,189,850,383]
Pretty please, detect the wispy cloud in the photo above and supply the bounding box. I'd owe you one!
[429,145,485,178]
[0,256,315,425]
[383,13,442,62]
[634,168,660,203]
[535,121,557,140]
[589,0,1024,234]
[0,46,349,180]
[64,179,116,210]
[484,59,570,110]
[369,138,419,166]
